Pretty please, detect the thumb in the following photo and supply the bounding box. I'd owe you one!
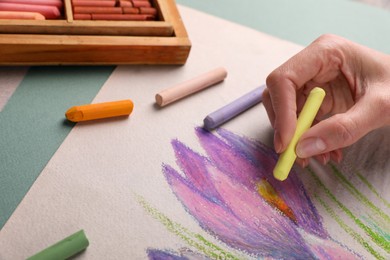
[295,102,382,158]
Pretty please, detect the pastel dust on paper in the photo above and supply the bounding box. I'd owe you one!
[139,127,389,259]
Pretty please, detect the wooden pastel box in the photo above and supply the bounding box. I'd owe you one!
[0,0,191,65]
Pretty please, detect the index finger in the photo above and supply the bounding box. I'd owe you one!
[265,35,341,152]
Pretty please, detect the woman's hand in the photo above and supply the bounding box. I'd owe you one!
[263,34,390,166]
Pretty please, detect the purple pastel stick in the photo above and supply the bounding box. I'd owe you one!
[203,84,266,130]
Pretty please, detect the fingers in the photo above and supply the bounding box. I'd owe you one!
[330,149,343,163]
[262,88,275,127]
[296,149,342,168]
[296,95,385,158]
[264,33,390,168]
[263,83,297,153]
[265,77,298,153]
[264,34,347,153]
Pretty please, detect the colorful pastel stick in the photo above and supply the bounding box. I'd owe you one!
[118,1,133,7]
[155,67,228,107]
[91,13,152,20]
[27,230,89,260]
[0,11,45,20]
[139,7,157,15]
[73,13,92,20]
[0,3,60,19]
[0,0,63,8]
[65,99,134,122]
[203,85,266,131]
[71,0,116,7]
[131,0,151,7]
[273,87,326,181]
[122,7,139,14]
[73,6,122,14]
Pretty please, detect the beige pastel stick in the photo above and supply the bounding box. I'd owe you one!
[155,67,228,107]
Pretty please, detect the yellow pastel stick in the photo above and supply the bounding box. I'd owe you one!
[273,87,326,181]
[65,99,134,122]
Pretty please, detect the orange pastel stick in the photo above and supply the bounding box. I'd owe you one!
[91,13,150,20]
[0,3,60,18]
[73,6,122,14]
[71,0,116,7]
[0,11,46,19]
[65,99,134,122]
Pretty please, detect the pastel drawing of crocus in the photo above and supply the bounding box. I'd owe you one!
[162,127,358,259]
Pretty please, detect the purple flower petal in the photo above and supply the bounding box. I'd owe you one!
[171,139,223,204]
[147,248,188,260]
[194,128,257,188]
[161,128,353,259]
[164,143,315,258]
[205,163,314,258]
[212,128,327,238]
[163,164,271,254]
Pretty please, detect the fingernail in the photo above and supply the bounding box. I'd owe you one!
[302,158,309,168]
[274,130,282,153]
[297,158,309,168]
[321,153,330,165]
[330,151,342,164]
[296,138,326,158]
[336,151,343,163]
[324,153,331,164]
